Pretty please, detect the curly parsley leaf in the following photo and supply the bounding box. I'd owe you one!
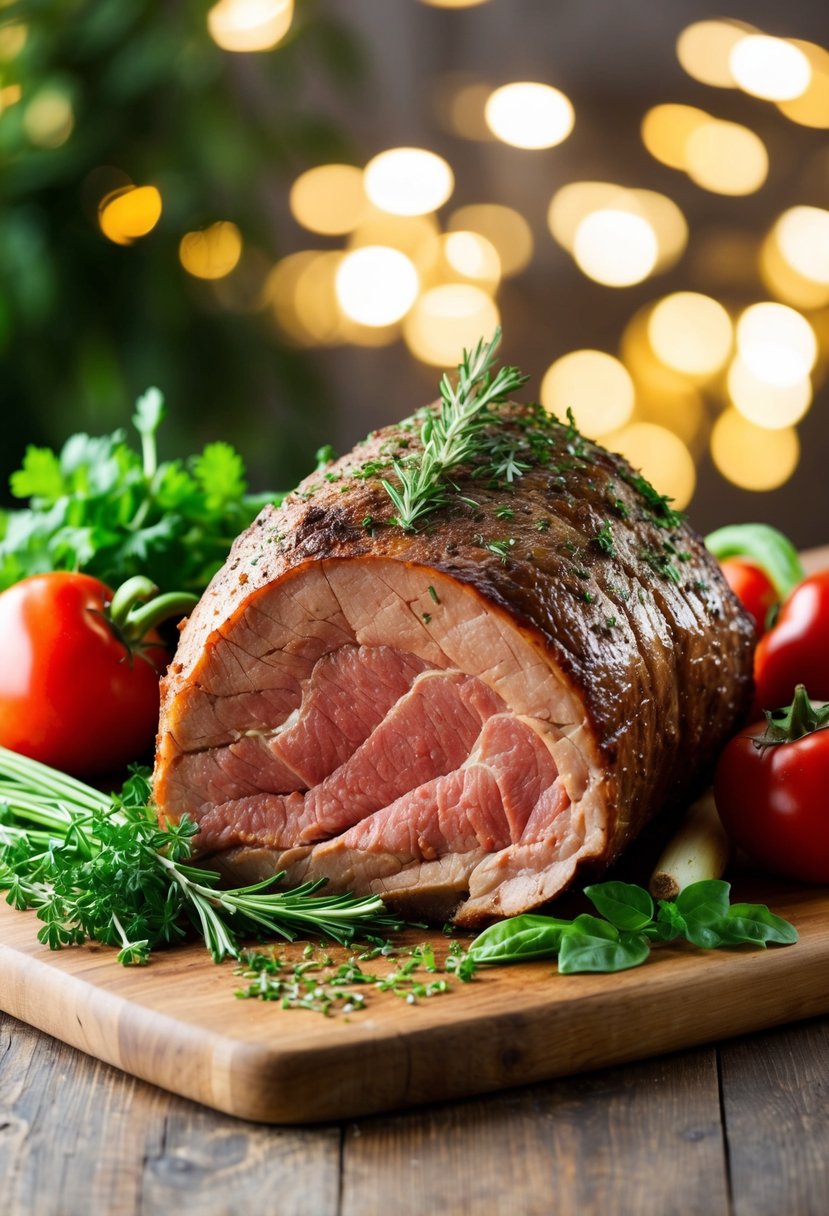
[0,390,284,595]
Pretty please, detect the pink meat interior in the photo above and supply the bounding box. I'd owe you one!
[156,559,606,922]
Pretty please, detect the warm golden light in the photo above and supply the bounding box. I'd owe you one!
[641,104,709,171]
[335,246,419,326]
[364,148,454,217]
[0,23,27,60]
[727,356,812,430]
[403,284,499,366]
[630,190,688,271]
[775,207,829,286]
[736,303,818,387]
[548,182,629,251]
[711,409,799,490]
[448,204,533,277]
[573,210,658,287]
[441,231,501,290]
[289,164,366,236]
[294,252,345,344]
[0,83,22,113]
[484,82,574,150]
[605,422,696,510]
[685,120,768,195]
[647,293,732,377]
[676,19,753,88]
[179,222,243,280]
[443,79,493,140]
[207,0,293,53]
[540,351,634,437]
[760,232,829,310]
[23,89,74,148]
[98,186,162,246]
[348,211,440,277]
[549,184,685,273]
[263,252,320,345]
[777,40,829,128]
[730,35,811,102]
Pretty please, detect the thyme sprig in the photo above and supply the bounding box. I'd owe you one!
[382,329,528,530]
[0,747,400,965]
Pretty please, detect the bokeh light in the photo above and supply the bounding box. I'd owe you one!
[540,351,635,437]
[605,422,696,509]
[549,184,685,274]
[335,245,419,326]
[484,82,574,149]
[207,0,294,53]
[364,148,454,217]
[774,207,829,285]
[447,204,533,276]
[403,284,499,366]
[98,185,162,246]
[647,293,732,377]
[736,303,817,387]
[573,210,658,287]
[179,222,243,280]
[760,231,829,310]
[23,89,74,149]
[685,120,768,195]
[711,409,800,490]
[289,164,366,236]
[419,0,491,6]
[0,22,27,60]
[641,104,709,171]
[676,19,753,88]
[441,231,501,291]
[729,35,811,102]
[777,40,829,128]
[348,211,440,276]
[727,356,812,430]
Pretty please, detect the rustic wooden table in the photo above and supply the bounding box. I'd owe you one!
[2,1009,827,1216]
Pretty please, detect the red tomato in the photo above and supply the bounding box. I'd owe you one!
[719,557,778,638]
[754,570,829,710]
[0,572,168,777]
[714,709,829,884]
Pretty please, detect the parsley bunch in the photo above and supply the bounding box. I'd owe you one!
[0,747,400,965]
[0,389,281,595]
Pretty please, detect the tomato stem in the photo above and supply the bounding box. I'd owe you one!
[755,683,829,748]
[109,576,198,642]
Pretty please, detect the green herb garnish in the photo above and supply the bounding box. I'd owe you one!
[1,389,279,595]
[381,329,528,530]
[0,748,400,965]
[463,880,797,974]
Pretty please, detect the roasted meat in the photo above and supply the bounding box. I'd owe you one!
[153,399,753,924]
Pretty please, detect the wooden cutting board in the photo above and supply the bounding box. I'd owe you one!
[1,876,827,1124]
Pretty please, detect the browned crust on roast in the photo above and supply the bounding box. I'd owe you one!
[157,405,754,868]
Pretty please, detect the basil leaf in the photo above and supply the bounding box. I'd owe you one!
[467,914,571,964]
[559,924,650,974]
[584,880,654,931]
[704,523,805,600]
[721,903,799,947]
[675,880,732,948]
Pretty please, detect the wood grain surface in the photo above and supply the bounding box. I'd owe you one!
[0,875,827,1124]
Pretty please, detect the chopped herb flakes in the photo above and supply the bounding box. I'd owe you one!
[234,941,475,1016]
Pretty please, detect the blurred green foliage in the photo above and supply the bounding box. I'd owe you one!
[0,0,368,501]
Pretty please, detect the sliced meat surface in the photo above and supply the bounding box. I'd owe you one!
[154,400,754,924]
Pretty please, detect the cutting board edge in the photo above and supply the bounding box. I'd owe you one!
[3,920,828,1124]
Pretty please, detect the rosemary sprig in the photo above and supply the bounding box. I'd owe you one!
[0,747,401,965]
[382,328,529,530]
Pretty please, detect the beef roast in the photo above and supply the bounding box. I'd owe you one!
[153,401,754,925]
